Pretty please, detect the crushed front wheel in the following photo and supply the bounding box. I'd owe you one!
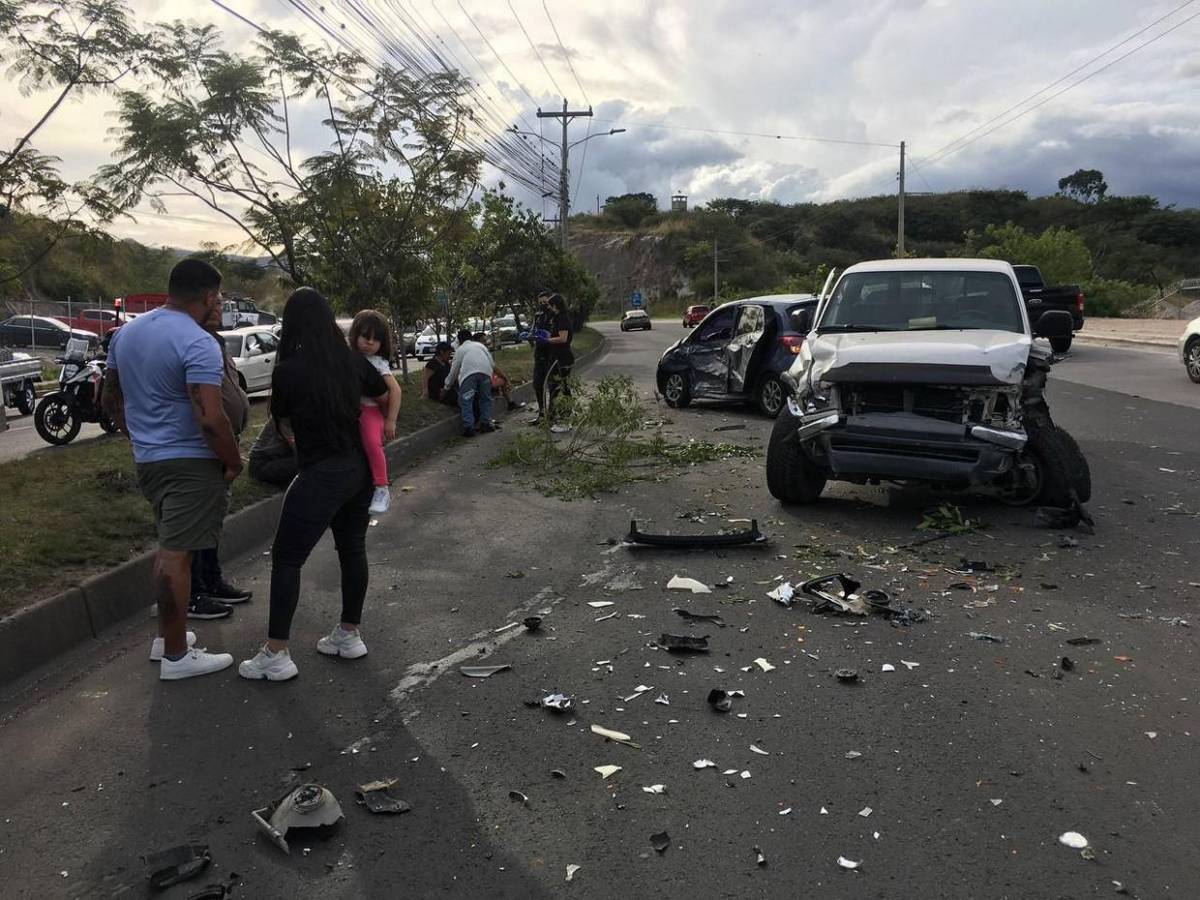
[766,407,826,504]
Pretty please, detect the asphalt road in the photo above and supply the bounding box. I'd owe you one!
[1,322,1197,899]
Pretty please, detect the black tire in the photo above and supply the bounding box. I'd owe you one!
[99,416,119,434]
[766,406,827,504]
[1185,336,1200,384]
[1050,335,1073,353]
[15,381,36,415]
[34,393,82,445]
[756,373,788,418]
[661,371,691,408]
[1003,416,1074,506]
[1054,427,1091,503]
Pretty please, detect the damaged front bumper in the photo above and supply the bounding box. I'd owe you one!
[786,396,1026,486]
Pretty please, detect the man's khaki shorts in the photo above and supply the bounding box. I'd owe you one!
[136,458,229,551]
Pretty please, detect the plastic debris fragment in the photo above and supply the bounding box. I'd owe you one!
[837,856,861,870]
[693,759,717,769]
[754,658,775,672]
[587,601,615,608]
[707,689,733,712]
[642,784,666,794]
[650,831,670,853]
[591,724,640,748]
[753,846,767,866]
[508,790,529,806]
[594,765,622,779]
[667,575,711,594]
[967,632,1004,643]
[459,664,512,678]
[767,582,795,607]
[750,745,770,756]
[858,807,872,818]
[1059,831,1089,849]
[881,664,895,673]
[674,608,726,627]
[143,844,211,890]
[835,668,859,682]
[565,864,581,882]
[252,784,344,855]
[356,780,412,815]
[658,633,710,652]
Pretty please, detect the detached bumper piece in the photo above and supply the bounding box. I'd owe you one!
[624,519,768,549]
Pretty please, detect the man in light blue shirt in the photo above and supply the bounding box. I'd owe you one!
[103,259,243,681]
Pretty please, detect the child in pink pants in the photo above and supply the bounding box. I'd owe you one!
[349,310,402,514]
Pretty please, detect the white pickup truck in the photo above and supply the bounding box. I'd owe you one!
[766,258,1089,507]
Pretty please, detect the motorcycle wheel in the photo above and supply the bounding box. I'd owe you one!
[34,392,82,445]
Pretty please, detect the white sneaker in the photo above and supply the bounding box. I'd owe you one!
[159,648,233,681]
[238,646,299,681]
[368,486,390,515]
[150,631,197,662]
[316,626,368,659]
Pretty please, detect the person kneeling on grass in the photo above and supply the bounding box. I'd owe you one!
[238,287,390,682]
[471,331,524,413]
[446,329,495,438]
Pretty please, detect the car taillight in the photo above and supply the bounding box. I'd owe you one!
[780,335,805,354]
[1076,291,1085,314]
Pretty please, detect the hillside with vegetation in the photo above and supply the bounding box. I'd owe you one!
[572,172,1200,318]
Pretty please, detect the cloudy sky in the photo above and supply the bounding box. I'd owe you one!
[3,0,1200,250]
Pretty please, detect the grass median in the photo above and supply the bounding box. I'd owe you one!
[0,328,601,616]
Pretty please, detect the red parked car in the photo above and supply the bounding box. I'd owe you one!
[682,304,710,328]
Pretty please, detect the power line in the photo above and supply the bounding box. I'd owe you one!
[590,117,898,148]
[542,0,588,104]
[920,0,1197,166]
[507,0,565,99]
[921,7,1200,168]
[457,0,542,110]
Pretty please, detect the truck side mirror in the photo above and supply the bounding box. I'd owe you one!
[1034,309,1072,339]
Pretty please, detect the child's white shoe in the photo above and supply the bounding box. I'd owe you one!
[368,486,390,515]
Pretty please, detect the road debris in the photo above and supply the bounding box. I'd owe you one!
[537,693,574,712]
[1066,637,1102,646]
[654,692,670,705]
[858,807,873,818]
[693,759,717,769]
[754,658,775,672]
[674,608,726,627]
[750,745,770,756]
[753,846,767,866]
[459,664,512,678]
[591,723,641,749]
[900,660,919,670]
[508,790,530,806]
[767,582,795,607]
[587,601,615,608]
[835,668,859,683]
[642,784,666,794]
[144,844,211,890]
[667,575,712,594]
[707,689,734,712]
[837,856,862,870]
[948,558,995,575]
[1034,501,1094,533]
[594,765,622,779]
[625,519,767,549]
[712,423,746,432]
[522,616,543,631]
[658,633,710,653]
[252,784,344,855]
[355,779,411,815]
[881,664,896,673]
[967,632,1005,643]
[565,864,581,882]
[1059,831,1089,849]
[844,751,862,760]
[650,831,671,854]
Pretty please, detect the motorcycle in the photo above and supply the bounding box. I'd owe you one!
[34,338,118,445]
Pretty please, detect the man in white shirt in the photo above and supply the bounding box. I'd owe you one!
[447,329,495,437]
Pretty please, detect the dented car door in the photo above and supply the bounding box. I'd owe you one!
[726,304,766,396]
[688,306,737,397]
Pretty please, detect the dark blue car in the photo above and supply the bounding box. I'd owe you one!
[655,294,817,417]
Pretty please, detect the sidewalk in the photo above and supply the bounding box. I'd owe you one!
[1076,317,1188,349]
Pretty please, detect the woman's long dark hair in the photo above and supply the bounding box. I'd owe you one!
[278,287,360,444]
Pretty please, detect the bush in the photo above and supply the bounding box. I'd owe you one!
[1080,278,1152,318]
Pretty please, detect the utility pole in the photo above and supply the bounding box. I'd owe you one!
[713,239,719,301]
[596,194,600,215]
[537,99,593,252]
[897,140,906,258]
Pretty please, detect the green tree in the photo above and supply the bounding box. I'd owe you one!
[603,192,658,229]
[0,0,154,286]
[1057,168,1108,204]
[100,24,480,306]
[967,222,1092,285]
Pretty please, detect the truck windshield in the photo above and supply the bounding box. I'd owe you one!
[819,270,1024,334]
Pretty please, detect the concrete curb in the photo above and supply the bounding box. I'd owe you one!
[0,334,608,687]
[1074,334,1178,350]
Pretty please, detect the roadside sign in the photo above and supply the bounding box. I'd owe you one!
[630,291,643,308]
[435,288,449,311]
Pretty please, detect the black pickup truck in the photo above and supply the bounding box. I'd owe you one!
[1013,265,1084,353]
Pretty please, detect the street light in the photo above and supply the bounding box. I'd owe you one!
[508,124,625,251]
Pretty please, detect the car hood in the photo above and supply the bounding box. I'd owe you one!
[805,329,1031,385]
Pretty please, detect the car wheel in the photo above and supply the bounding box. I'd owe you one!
[1001,416,1073,507]
[756,374,787,418]
[1185,336,1200,384]
[34,392,81,445]
[1050,335,1073,353]
[15,382,36,415]
[766,406,826,504]
[661,372,691,408]
[1054,426,1091,503]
